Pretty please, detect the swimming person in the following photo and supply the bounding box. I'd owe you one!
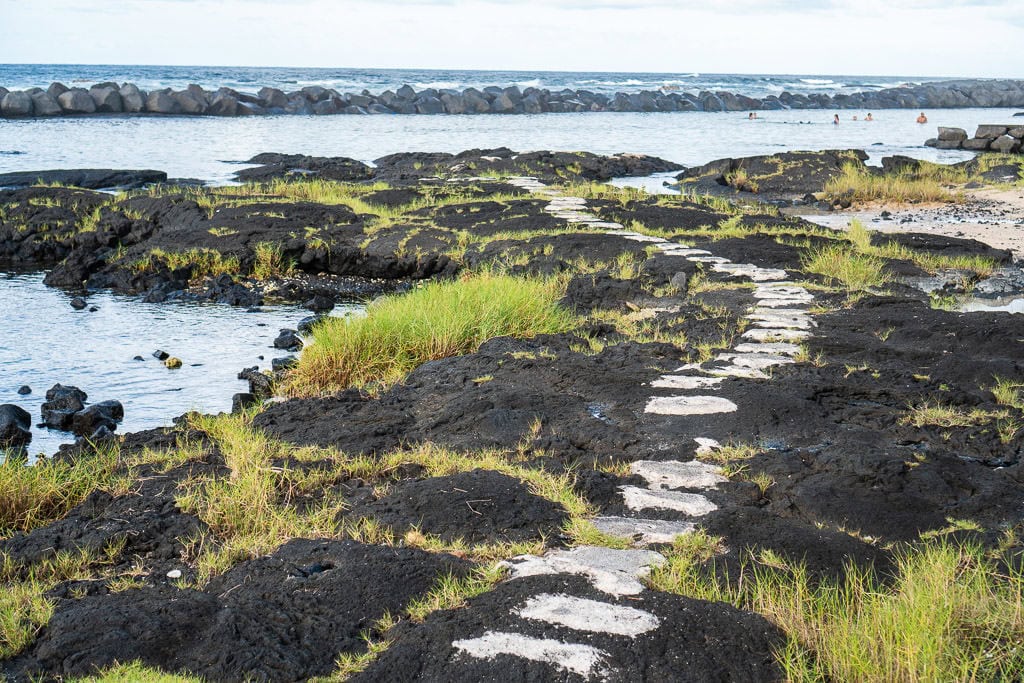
[865,113,874,121]
[833,114,840,125]
[916,112,928,123]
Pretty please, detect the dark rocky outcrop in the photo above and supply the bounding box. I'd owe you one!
[0,169,168,190]
[0,404,32,446]
[674,149,868,198]
[926,123,1024,153]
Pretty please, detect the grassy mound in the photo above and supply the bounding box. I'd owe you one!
[288,271,577,395]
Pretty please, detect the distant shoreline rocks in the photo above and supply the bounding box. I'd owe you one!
[925,125,1024,154]
[3,79,1024,119]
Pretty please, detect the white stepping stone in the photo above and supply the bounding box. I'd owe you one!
[631,460,727,490]
[650,375,724,389]
[712,263,788,281]
[591,516,697,545]
[644,396,738,415]
[716,352,796,369]
[686,255,731,263]
[749,317,814,330]
[606,231,666,243]
[454,632,609,677]
[754,297,814,308]
[742,328,811,342]
[694,437,722,455]
[703,364,771,379]
[583,221,624,229]
[754,286,809,297]
[733,342,802,355]
[517,593,661,636]
[501,546,665,596]
[620,485,718,515]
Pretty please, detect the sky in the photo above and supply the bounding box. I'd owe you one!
[1,0,1022,78]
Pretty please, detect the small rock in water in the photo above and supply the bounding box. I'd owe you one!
[303,295,334,312]
[297,315,325,334]
[166,569,183,579]
[153,350,170,361]
[89,306,99,312]
[70,297,87,310]
[165,357,183,369]
[133,355,144,361]
[17,385,31,395]
[272,356,298,372]
[273,329,303,351]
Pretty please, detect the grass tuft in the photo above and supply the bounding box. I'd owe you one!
[802,243,891,292]
[288,271,577,395]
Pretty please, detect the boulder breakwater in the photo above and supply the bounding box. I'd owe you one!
[2,78,1024,118]
[926,124,1024,153]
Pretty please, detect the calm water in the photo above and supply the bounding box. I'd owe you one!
[3,108,1018,184]
[0,64,944,99]
[0,271,357,456]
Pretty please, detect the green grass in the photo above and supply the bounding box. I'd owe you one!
[251,241,294,279]
[802,243,891,292]
[900,402,1006,428]
[71,661,205,682]
[288,271,577,395]
[845,219,998,278]
[131,248,240,281]
[649,539,1024,682]
[824,162,965,204]
[0,444,120,536]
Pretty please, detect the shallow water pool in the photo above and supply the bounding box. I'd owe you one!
[0,271,358,456]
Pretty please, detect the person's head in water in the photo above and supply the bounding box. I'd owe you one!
[852,115,858,121]
[833,114,840,125]
[917,112,928,123]
[748,112,757,120]
[865,113,874,121]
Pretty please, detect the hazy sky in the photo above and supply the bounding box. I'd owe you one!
[1,0,1022,77]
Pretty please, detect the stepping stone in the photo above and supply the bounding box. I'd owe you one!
[733,342,802,355]
[686,255,731,263]
[753,298,814,308]
[742,328,811,342]
[747,307,814,316]
[703,364,771,379]
[606,231,666,243]
[749,317,814,330]
[715,352,795,370]
[501,546,666,596]
[517,593,661,635]
[754,286,809,297]
[591,516,697,545]
[619,485,719,516]
[694,437,722,455]
[631,460,727,490]
[644,395,738,415]
[712,263,788,281]
[453,632,609,677]
[650,375,725,389]
[583,221,624,229]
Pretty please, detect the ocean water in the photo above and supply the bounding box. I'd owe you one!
[0,64,945,99]
[0,271,357,456]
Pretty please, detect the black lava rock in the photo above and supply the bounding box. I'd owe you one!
[0,404,32,446]
[273,329,303,351]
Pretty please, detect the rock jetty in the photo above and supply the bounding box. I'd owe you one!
[2,78,1024,118]
[925,124,1024,153]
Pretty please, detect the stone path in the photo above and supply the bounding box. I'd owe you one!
[450,177,818,679]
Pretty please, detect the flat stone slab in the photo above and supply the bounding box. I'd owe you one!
[517,593,661,635]
[754,286,810,297]
[583,221,624,229]
[644,396,738,415]
[501,546,666,596]
[453,632,609,677]
[658,246,708,256]
[591,516,697,545]
[733,342,802,355]
[716,352,796,370]
[606,231,666,243]
[712,263,788,281]
[753,298,814,308]
[703,364,771,379]
[742,328,811,342]
[686,255,731,263]
[620,485,719,516]
[650,375,725,390]
[749,317,814,330]
[631,460,727,490]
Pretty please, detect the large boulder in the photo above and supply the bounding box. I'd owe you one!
[89,84,123,112]
[962,138,992,151]
[173,86,209,114]
[119,83,146,112]
[58,89,97,114]
[146,89,183,114]
[30,91,62,116]
[990,135,1021,154]
[70,400,124,437]
[1,91,34,117]
[258,87,288,109]
[937,127,968,142]
[0,404,32,447]
[396,84,417,100]
[0,168,167,190]
[41,384,87,431]
[1007,126,1024,140]
[415,96,444,114]
[975,125,1008,139]
[47,82,69,99]
[207,92,239,116]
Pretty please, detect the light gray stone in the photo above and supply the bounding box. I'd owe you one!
[57,89,96,114]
